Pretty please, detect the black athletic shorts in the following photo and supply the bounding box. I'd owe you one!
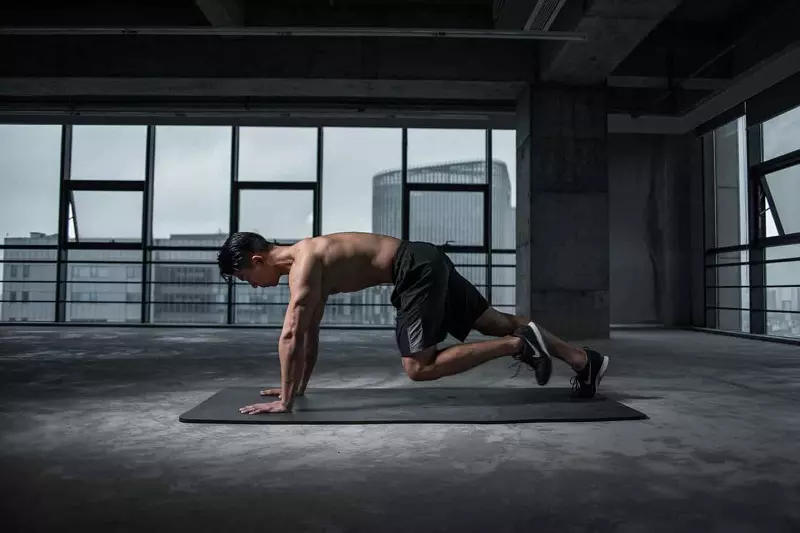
[390,240,490,356]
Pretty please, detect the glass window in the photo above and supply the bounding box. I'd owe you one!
[0,125,61,243]
[492,252,516,314]
[765,244,800,337]
[712,118,748,249]
[407,129,487,183]
[235,279,289,325]
[68,191,143,242]
[410,191,484,247]
[66,250,141,323]
[239,127,317,182]
[322,128,401,237]
[153,126,231,244]
[239,190,314,243]
[0,254,58,322]
[762,105,800,161]
[149,262,226,325]
[71,126,147,181]
[762,165,800,236]
[491,130,516,250]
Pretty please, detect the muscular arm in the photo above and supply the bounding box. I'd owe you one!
[277,251,323,410]
[298,297,326,394]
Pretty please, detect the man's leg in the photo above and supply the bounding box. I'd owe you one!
[472,307,587,371]
[401,336,524,381]
[472,306,610,398]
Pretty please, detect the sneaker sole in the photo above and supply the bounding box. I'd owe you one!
[525,321,552,359]
[594,356,610,392]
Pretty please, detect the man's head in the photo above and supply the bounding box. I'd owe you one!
[217,232,280,288]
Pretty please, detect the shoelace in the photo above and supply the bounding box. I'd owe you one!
[509,355,534,378]
[570,375,582,394]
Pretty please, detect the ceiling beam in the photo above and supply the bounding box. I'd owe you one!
[540,0,682,84]
[195,0,243,27]
[494,0,569,31]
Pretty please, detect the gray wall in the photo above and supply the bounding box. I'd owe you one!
[608,133,702,326]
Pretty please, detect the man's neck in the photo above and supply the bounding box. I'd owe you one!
[266,246,294,275]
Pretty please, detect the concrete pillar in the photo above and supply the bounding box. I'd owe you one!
[515,84,609,340]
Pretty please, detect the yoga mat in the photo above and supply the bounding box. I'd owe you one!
[179,386,648,424]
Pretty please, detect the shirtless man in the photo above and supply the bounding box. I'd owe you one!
[216,231,609,415]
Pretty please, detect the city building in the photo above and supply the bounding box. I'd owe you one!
[2,159,517,325]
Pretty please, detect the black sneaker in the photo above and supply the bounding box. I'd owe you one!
[570,348,609,399]
[512,322,553,386]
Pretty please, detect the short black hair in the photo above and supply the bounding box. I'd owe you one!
[217,232,272,281]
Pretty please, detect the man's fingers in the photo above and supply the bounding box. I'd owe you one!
[260,388,281,396]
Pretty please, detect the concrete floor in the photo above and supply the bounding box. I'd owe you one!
[1,326,799,533]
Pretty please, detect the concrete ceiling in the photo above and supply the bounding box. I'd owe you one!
[0,0,798,128]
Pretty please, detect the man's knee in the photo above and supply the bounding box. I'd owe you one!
[402,348,440,381]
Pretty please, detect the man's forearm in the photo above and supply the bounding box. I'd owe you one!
[298,335,319,393]
[278,334,306,409]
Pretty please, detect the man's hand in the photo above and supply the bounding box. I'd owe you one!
[260,388,304,398]
[239,401,291,415]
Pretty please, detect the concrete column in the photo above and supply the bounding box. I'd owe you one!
[516,84,609,340]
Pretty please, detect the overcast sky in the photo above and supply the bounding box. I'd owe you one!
[0,124,517,287]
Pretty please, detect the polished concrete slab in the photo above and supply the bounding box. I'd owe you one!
[1,326,799,532]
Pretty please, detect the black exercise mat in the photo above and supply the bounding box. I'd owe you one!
[179,387,648,424]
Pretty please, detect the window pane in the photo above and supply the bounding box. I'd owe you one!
[235,281,289,325]
[150,263,226,325]
[239,127,317,182]
[445,252,487,297]
[492,252,516,311]
[762,105,800,161]
[69,191,142,242]
[0,125,61,241]
[707,249,750,333]
[323,286,395,326]
[71,126,146,181]
[323,128,401,236]
[765,245,800,338]
[154,126,231,244]
[713,119,748,248]
[408,129,486,183]
[1,253,57,322]
[239,190,314,242]
[762,165,800,235]
[66,251,142,323]
[372,169,402,240]
[708,309,747,333]
[491,130,516,250]
[766,312,800,338]
[410,191,484,246]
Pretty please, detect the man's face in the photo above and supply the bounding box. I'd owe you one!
[235,254,280,288]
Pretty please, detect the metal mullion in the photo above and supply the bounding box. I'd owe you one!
[236,181,316,190]
[314,127,323,237]
[65,180,144,191]
[0,245,58,250]
[55,124,72,322]
[750,147,800,176]
[485,128,492,305]
[748,123,766,334]
[140,125,156,324]
[66,242,143,250]
[758,174,786,236]
[406,183,487,193]
[228,126,239,325]
[401,128,409,241]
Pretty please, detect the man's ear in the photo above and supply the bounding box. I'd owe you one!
[250,254,264,266]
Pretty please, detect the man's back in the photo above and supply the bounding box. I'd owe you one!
[293,232,402,296]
